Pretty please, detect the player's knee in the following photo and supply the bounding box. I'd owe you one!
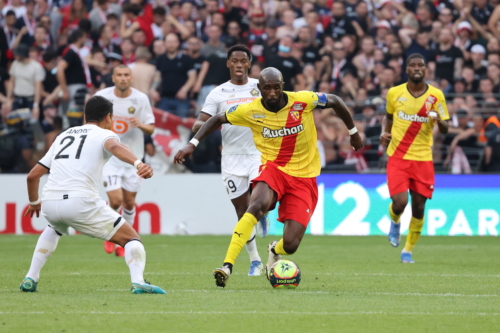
[412,202,425,217]
[283,240,299,255]
[393,198,408,213]
[247,201,266,220]
[109,199,122,211]
[122,200,135,211]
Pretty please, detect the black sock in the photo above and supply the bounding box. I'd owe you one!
[271,247,277,255]
[223,262,233,273]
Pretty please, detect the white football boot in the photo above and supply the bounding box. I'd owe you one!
[265,241,281,280]
[213,265,231,288]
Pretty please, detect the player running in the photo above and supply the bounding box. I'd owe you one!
[381,53,449,263]
[20,96,166,294]
[95,65,155,257]
[174,67,363,287]
[193,45,269,276]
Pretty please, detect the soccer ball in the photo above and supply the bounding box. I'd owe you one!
[268,259,301,289]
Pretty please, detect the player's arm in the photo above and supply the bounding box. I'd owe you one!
[129,119,155,135]
[380,113,394,147]
[104,138,154,179]
[174,113,228,164]
[192,112,212,134]
[24,163,50,218]
[324,94,363,151]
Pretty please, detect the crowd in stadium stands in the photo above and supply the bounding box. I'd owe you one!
[1,0,500,174]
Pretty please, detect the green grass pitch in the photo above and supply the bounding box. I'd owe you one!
[1,235,499,332]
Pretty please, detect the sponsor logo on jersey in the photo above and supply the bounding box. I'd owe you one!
[262,124,304,138]
[250,88,259,96]
[226,97,257,105]
[228,106,238,114]
[397,98,407,102]
[437,103,445,117]
[398,111,429,123]
[253,113,266,119]
[229,94,235,98]
[128,107,136,114]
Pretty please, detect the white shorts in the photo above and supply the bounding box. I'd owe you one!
[102,162,142,193]
[221,154,261,200]
[42,197,125,241]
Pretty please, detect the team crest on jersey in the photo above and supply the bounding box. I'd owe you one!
[128,107,136,114]
[103,181,108,187]
[250,88,259,96]
[228,106,238,114]
[290,111,300,120]
[425,96,436,110]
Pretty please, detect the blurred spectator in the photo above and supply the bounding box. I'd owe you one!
[329,40,357,93]
[121,4,153,47]
[120,38,135,65]
[149,39,165,66]
[13,0,35,46]
[471,0,493,27]
[156,33,196,118]
[93,24,120,57]
[56,29,89,127]
[416,3,434,32]
[130,46,157,99]
[485,127,500,172]
[150,6,166,40]
[429,28,463,84]
[226,21,243,44]
[276,9,296,39]
[265,35,304,91]
[466,44,487,80]
[325,2,357,40]
[88,0,121,33]
[296,26,320,66]
[487,64,500,93]
[201,25,225,58]
[40,51,60,107]
[7,44,44,119]
[352,36,375,82]
[2,0,25,18]
[0,111,34,173]
[40,104,62,151]
[99,52,122,89]
[193,37,235,111]
[186,36,205,75]
[0,66,10,112]
[399,29,431,63]
[60,0,87,36]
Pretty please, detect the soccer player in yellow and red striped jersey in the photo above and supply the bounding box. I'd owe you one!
[174,67,363,287]
[380,53,449,263]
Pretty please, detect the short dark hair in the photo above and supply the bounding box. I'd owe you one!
[85,96,113,123]
[123,4,142,16]
[78,18,92,33]
[153,6,166,16]
[406,53,426,66]
[227,44,252,61]
[6,10,15,16]
[106,13,118,21]
[68,29,85,44]
[42,50,56,63]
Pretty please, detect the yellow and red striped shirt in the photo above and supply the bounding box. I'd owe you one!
[386,83,449,161]
[225,91,326,178]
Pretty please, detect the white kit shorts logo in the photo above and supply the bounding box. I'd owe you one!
[262,124,304,138]
[398,111,429,123]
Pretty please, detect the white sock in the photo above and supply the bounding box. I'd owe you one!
[245,227,261,262]
[26,227,61,282]
[125,239,146,284]
[122,208,136,225]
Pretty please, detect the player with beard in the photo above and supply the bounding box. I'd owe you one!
[381,54,450,263]
[192,45,269,277]
[175,67,363,287]
[95,65,155,257]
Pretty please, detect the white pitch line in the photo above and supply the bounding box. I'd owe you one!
[0,311,499,316]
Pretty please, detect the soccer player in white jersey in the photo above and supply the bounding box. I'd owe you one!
[193,45,269,276]
[95,65,155,257]
[19,96,166,294]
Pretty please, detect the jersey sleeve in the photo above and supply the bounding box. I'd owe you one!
[38,141,56,169]
[225,103,250,127]
[102,131,120,153]
[201,90,218,116]
[311,91,328,109]
[385,88,395,115]
[436,91,450,121]
[140,96,155,125]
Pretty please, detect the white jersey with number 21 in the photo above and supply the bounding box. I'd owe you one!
[39,124,119,199]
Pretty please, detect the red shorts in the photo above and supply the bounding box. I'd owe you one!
[387,157,435,199]
[252,163,318,228]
